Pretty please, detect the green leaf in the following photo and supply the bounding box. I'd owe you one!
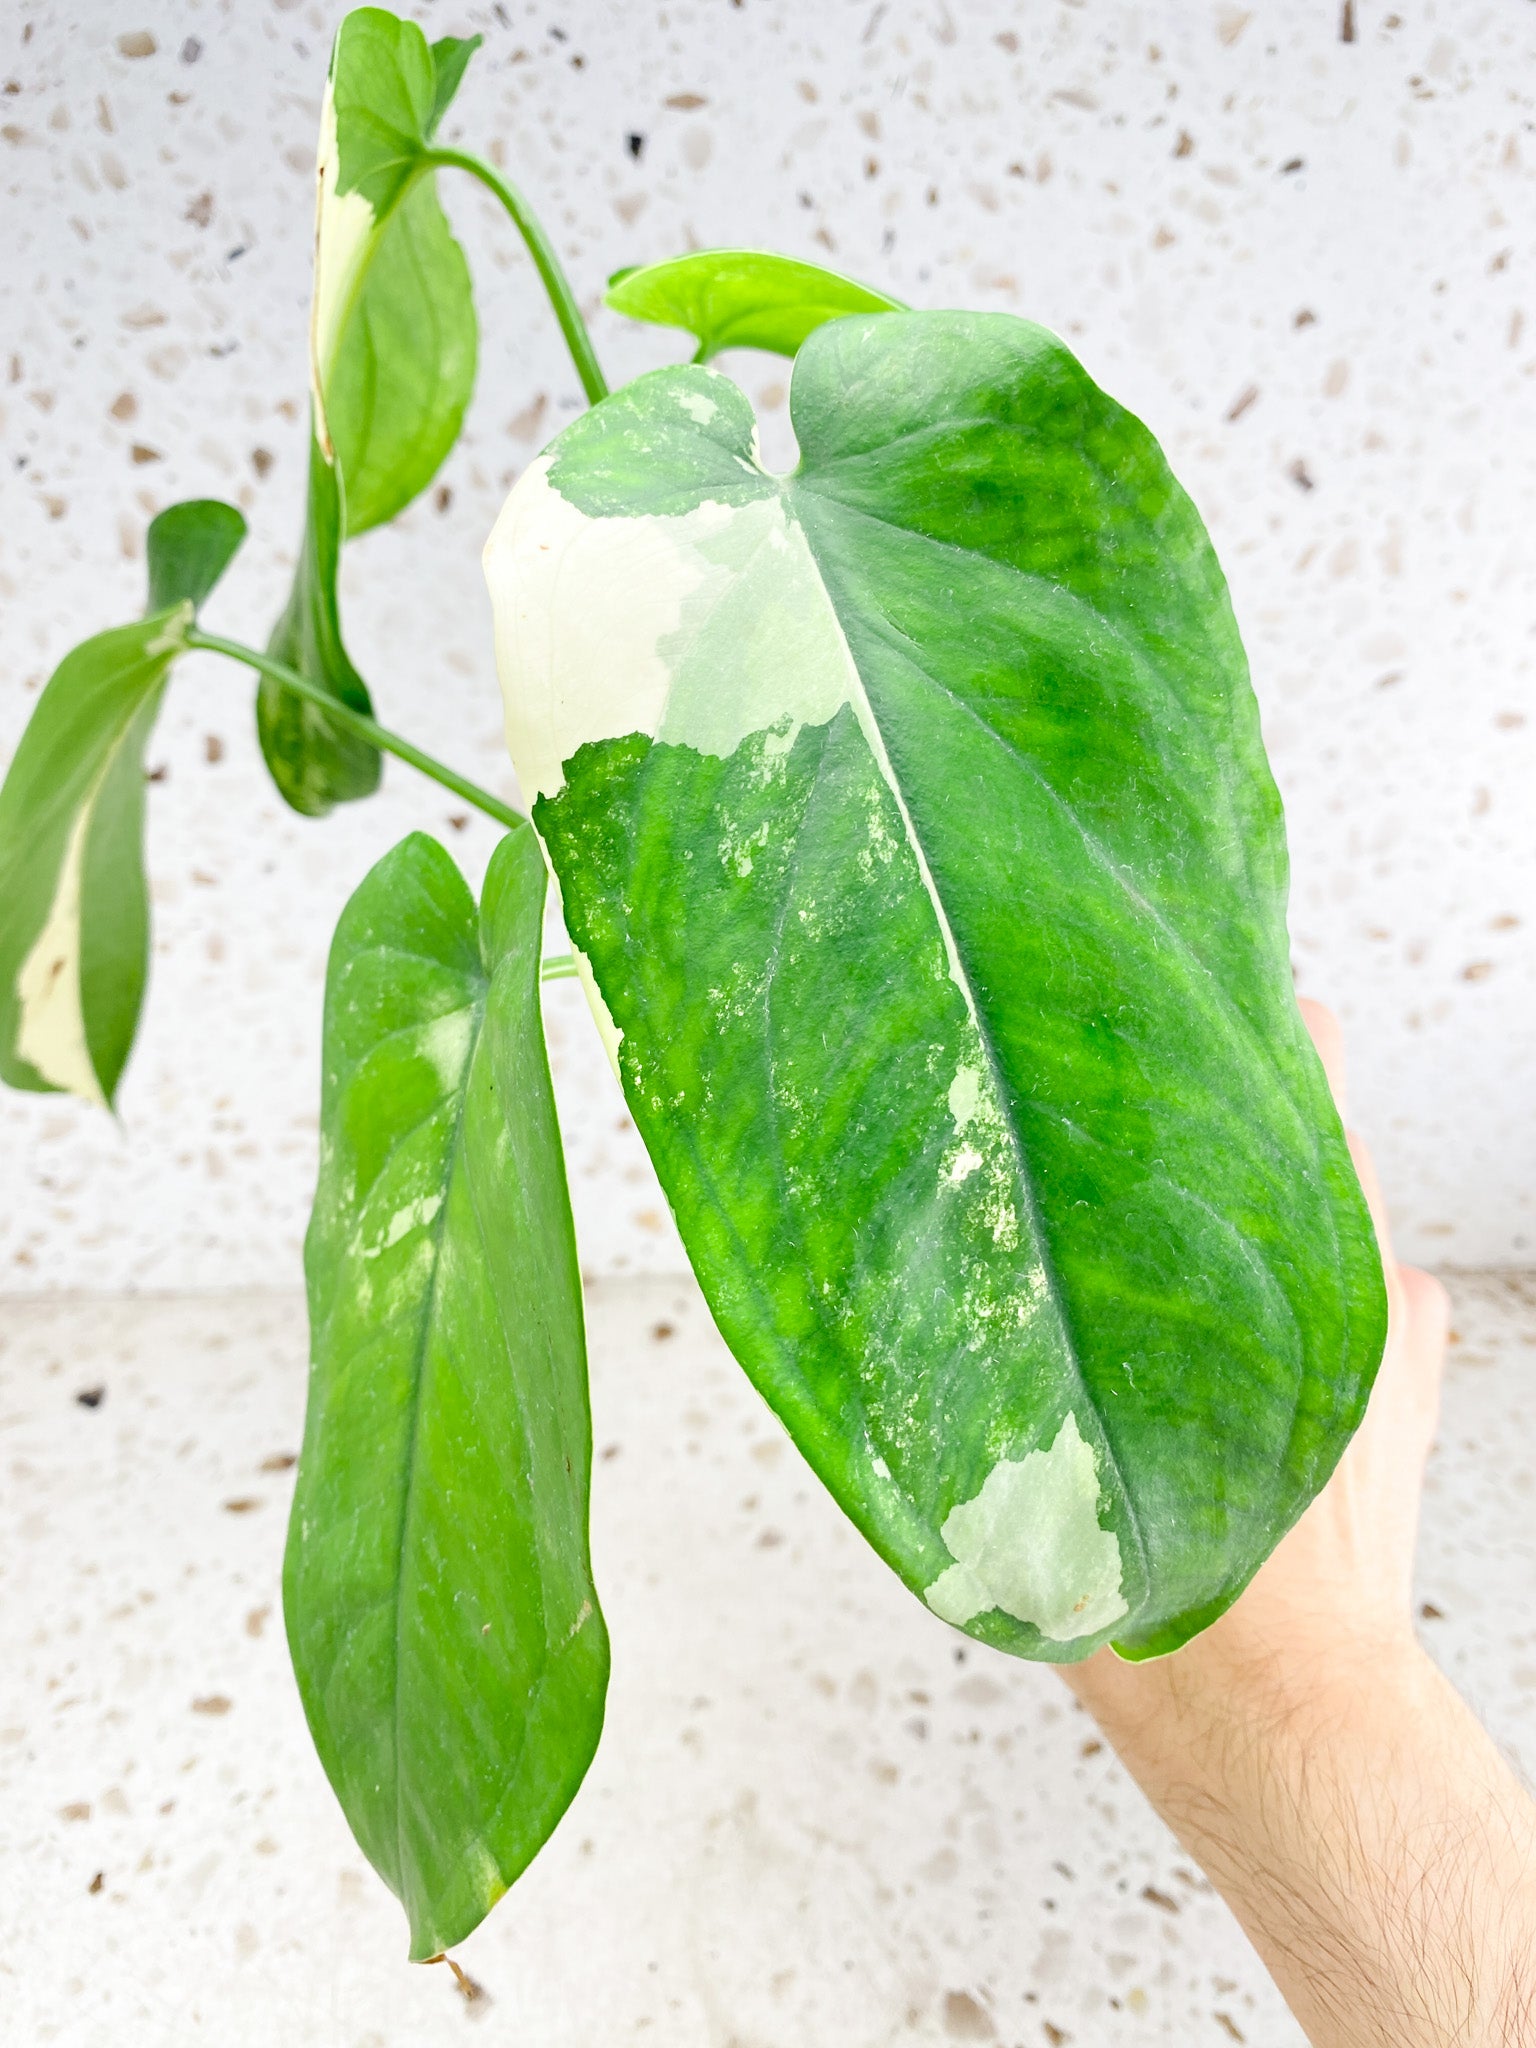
[261,9,481,817]
[285,826,607,1958]
[605,249,904,361]
[0,498,246,1106]
[484,312,1388,1663]
[145,498,247,613]
[313,7,478,537]
[259,434,381,817]
[426,33,482,140]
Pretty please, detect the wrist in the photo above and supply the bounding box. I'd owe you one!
[1066,1613,1431,1792]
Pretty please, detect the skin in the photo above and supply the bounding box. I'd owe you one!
[1063,1001,1536,2046]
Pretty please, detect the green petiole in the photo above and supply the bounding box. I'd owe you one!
[186,628,525,833]
[427,148,609,408]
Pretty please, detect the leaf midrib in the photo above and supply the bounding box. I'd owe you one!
[783,494,1157,1607]
[387,979,484,1907]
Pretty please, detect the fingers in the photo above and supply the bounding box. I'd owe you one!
[1299,998,1347,1119]
[1346,1127,1399,1283]
[1399,1265,1451,1423]
[1300,1000,1397,1283]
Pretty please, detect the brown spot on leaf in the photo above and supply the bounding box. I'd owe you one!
[192,1695,231,1715]
[222,1497,260,1514]
[88,1871,105,1893]
[109,390,137,420]
[204,734,224,764]
[60,1802,91,1822]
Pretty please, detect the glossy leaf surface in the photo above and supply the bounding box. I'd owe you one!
[285,827,606,1957]
[0,499,245,1106]
[485,312,1388,1662]
[314,12,480,536]
[145,498,247,613]
[261,9,479,815]
[260,436,381,816]
[606,248,903,360]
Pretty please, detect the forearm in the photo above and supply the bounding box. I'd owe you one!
[1071,1634,1536,2047]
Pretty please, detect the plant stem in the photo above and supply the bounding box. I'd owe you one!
[539,954,579,982]
[426,147,609,407]
[184,629,525,833]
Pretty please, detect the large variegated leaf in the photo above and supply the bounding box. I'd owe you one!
[260,9,479,815]
[484,310,1388,1662]
[0,500,245,1106]
[285,827,606,1958]
[606,249,902,361]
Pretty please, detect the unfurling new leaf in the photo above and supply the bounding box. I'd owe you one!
[606,248,904,361]
[0,499,246,1107]
[285,826,607,1959]
[485,308,1388,1663]
[260,7,481,815]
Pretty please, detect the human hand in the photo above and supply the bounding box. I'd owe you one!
[1048,1005,1536,2048]
[1064,997,1449,1723]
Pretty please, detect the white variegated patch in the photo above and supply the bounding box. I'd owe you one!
[308,76,375,455]
[14,792,105,1107]
[924,1414,1128,1641]
[483,452,856,804]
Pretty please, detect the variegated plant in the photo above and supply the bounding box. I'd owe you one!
[1,3,1384,1966]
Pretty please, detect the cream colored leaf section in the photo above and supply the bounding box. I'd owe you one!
[924,1414,1128,1641]
[483,453,857,802]
[307,75,376,459]
[15,790,105,1107]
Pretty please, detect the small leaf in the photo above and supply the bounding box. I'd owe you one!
[605,248,904,361]
[261,9,481,817]
[0,609,189,1106]
[0,495,245,1106]
[313,8,479,537]
[485,311,1388,1662]
[426,33,482,139]
[285,826,607,1958]
[259,435,381,817]
[144,498,247,614]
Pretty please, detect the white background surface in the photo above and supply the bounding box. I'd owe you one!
[3,1273,1533,2046]
[2,0,1534,1287]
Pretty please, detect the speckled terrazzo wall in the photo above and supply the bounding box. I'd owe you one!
[1,0,1532,1290]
